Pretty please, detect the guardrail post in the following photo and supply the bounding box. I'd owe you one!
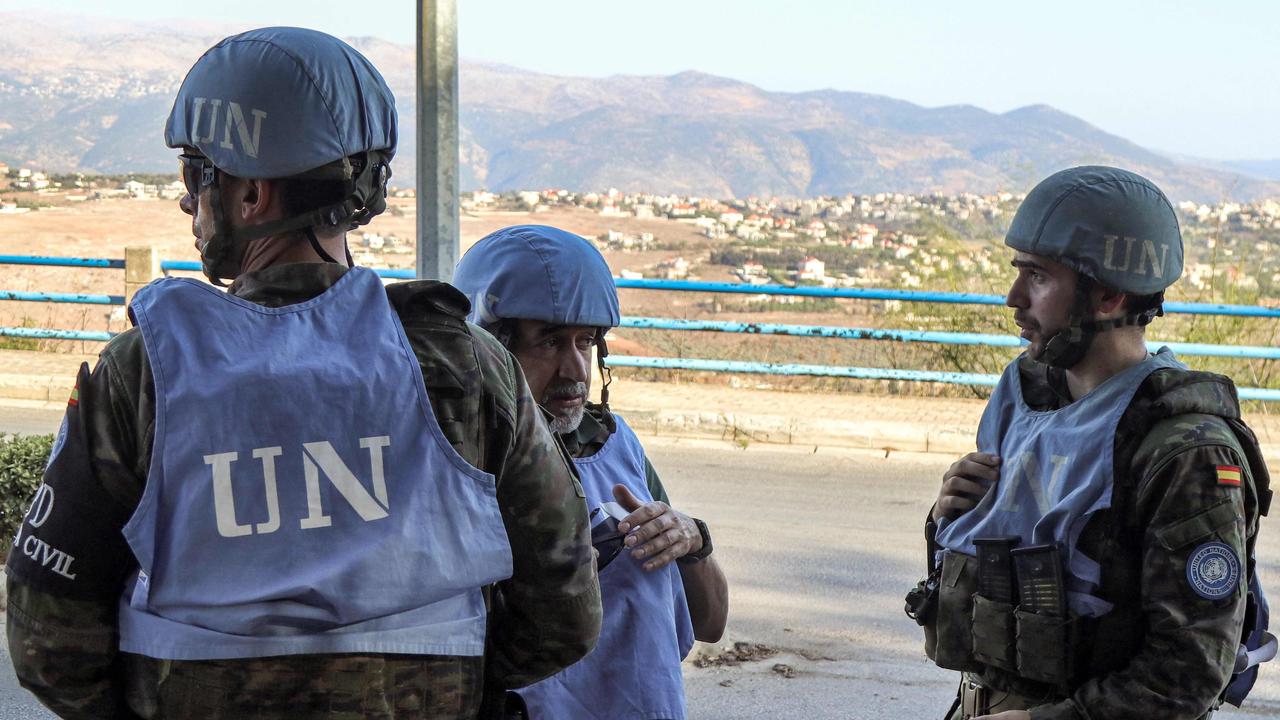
[124,246,161,304]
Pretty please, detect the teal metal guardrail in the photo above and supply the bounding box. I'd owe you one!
[619,317,1280,360]
[0,255,125,269]
[4,255,1279,398]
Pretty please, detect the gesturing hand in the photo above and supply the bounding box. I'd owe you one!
[933,452,1001,522]
[614,484,703,571]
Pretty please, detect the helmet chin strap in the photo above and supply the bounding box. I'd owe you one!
[198,152,389,285]
[202,198,356,285]
[305,227,341,264]
[596,331,613,410]
[1037,276,1162,369]
[200,180,237,287]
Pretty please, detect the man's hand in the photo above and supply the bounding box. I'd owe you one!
[974,711,1030,720]
[614,484,703,571]
[933,452,1001,522]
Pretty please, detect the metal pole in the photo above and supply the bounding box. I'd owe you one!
[416,0,460,281]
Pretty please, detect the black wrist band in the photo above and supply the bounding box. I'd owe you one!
[679,517,713,564]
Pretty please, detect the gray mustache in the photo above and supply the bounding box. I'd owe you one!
[545,382,587,401]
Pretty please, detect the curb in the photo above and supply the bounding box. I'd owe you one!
[613,406,1280,463]
[1,370,972,454]
[0,373,75,404]
[613,406,976,455]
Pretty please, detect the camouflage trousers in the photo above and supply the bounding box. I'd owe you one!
[123,652,483,719]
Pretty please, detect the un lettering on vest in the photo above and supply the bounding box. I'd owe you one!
[203,436,392,538]
[990,451,1072,516]
[188,97,267,159]
[1102,235,1170,277]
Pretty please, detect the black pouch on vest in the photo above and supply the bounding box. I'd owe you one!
[975,536,1020,604]
[969,537,1020,671]
[932,552,982,672]
[1012,544,1066,617]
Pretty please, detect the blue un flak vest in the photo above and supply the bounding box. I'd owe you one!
[118,268,513,659]
[517,414,695,720]
[936,349,1186,617]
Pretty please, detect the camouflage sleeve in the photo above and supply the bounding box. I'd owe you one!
[643,455,670,505]
[6,581,135,719]
[476,331,601,689]
[5,346,148,719]
[1030,439,1253,720]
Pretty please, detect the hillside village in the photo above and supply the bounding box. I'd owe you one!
[4,163,1280,302]
[460,185,1280,301]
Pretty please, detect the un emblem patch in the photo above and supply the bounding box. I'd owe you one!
[1186,542,1240,601]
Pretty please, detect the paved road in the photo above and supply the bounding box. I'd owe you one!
[1,405,1276,718]
[0,403,62,437]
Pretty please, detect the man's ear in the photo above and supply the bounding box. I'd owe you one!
[237,177,280,222]
[1095,285,1128,318]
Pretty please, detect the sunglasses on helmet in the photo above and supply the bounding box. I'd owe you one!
[177,154,218,197]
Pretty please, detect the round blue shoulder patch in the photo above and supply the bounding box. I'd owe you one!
[1187,541,1241,601]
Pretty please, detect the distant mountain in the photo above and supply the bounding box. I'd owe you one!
[1221,159,1280,182]
[1161,151,1280,186]
[2,12,1278,202]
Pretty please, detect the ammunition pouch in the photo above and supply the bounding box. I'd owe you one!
[971,595,1017,671]
[931,552,982,672]
[1014,609,1077,686]
[927,549,1080,689]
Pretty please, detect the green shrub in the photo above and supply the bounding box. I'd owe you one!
[0,434,54,542]
[0,317,44,351]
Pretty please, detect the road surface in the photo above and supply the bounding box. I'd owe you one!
[1,403,1276,718]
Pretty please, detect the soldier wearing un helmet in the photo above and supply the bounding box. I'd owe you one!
[5,29,599,718]
[454,225,729,720]
[913,167,1272,719]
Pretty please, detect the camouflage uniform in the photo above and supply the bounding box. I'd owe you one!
[926,357,1265,720]
[5,263,602,719]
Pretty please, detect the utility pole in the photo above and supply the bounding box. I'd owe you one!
[416,0,459,280]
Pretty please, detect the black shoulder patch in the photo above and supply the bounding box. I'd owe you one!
[5,363,135,600]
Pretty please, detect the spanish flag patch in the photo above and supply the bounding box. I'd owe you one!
[1216,465,1242,487]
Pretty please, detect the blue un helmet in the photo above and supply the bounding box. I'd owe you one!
[1005,166,1184,368]
[453,225,621,404]
[165,27,397,284]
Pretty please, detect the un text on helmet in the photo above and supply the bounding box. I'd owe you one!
[188,98,268,160]
[1102,235,1171,278]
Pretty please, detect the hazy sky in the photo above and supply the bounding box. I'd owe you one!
[13,0,1279,160]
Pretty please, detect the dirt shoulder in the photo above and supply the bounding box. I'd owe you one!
[6,348,1280,462]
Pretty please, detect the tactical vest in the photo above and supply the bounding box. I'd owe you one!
[937,349,1185,617]
[516,414,694,720]
[924,358,1273,702]
[118,268,513,659]
[932,351,1181,689]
